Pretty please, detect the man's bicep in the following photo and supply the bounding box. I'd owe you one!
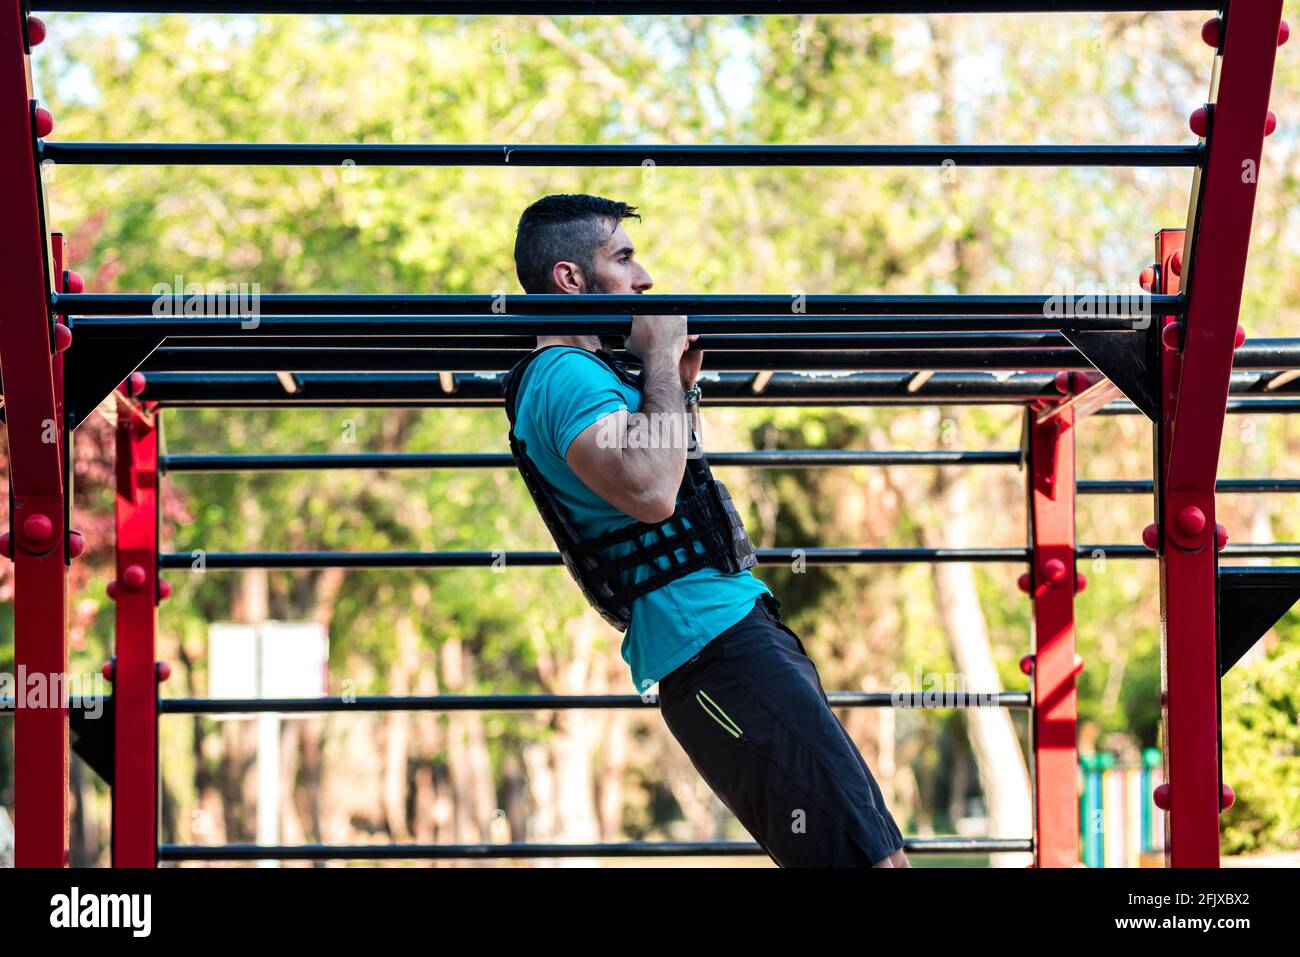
[564,410,637,508]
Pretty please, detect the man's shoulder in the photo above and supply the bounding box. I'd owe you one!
[518,347,622,400]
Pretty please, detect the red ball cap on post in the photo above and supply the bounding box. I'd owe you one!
[106,580,119,600]
[68,530,86,559]
[1189,106,1209,138]
[1234,325,1246,350]
[1139,266,1156,292]
[1221,784,1235,811]
[102,659,115,682]
[1216,523,1229,551]
[127,371,147,397]
[1263,111,1277,137]
[158,578,173,601]
[1169,249,1183,276]
[156,661,172,683]
[1153,783,1171,811]
[64,270,84,294]
[1075,572,1087,593]
[1019,654,1034,676]
[122,564,147,590]
[0,532,11,559]
[28,16,46,46]
[1176,505,1206,537]
[1142,523,1160,551]
[54,323,72,352]
[1280,21,1291,46]
[1200,17,1221,48]
[1160,322,1184,351]
[1043,558,1067,584]
[34,106,53,137]
[1017,572,1032,594]
[23,513,53,544]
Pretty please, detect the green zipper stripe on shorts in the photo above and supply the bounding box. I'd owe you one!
[696,690,743,738]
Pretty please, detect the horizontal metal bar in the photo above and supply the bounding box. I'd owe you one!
[30,1,1216,15]
[1218,566,1300,585]
[136,368,1300,408]
[159,547,1031,569]
[1100,398,1300,417]
[147,331,1078,352]
[156,690,1031,714]
[39,142,1202,168]
[1076,543,1300,559]
[156,836,1032,862]
[160,448,1023,472]
[57,292,1179,319]
[143,346,1092,373]
[138,370,1063,406]
[1079,478,1300,495]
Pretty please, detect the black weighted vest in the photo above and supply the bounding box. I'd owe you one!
[503,346,757,632]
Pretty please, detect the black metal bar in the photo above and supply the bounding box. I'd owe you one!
[160,546,1031,569]
[143,346,1092,373]
[126,370,1064,406]
[157,835,1032,862]
[135,369,1300,409]
[1079,478,1300,495]
[141,331,1079,351]
[56,292,1179,319]
[31,1,1216,16]
[1218,544,1300,558]
[39,142,1202,168]
[156,690,1031,714]
[1075,543,1300,559]
[1100,398,1300,417]
[159,448,1023,472]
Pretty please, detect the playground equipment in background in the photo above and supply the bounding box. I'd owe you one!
[1080,749,1164,868]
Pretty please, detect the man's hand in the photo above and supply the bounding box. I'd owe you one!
[625,314,687,364]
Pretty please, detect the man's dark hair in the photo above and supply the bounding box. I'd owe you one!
[514,194,640,294]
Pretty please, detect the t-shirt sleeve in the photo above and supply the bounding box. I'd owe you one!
[532,351,630,460]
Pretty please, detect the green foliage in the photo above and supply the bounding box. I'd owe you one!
[1221,642,1300,855]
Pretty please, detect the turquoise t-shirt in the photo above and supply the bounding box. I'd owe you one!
[511,346,769,694]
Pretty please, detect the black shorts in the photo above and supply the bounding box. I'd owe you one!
[658,594,905,867]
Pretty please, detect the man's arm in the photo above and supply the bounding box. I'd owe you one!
[565,316,690,524]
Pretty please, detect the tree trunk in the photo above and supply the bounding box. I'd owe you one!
[928,468,1033,867]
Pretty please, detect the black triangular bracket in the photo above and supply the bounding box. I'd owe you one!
[63,333,164,430]
[1061,327,1160,421]
[70,693,114,785]
[1217,566,1300,677]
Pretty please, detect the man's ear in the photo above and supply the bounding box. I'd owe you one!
[551,261,585,294]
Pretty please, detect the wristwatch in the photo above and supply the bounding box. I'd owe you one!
[683,384,702,407]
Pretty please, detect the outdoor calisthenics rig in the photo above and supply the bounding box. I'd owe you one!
[0,0,1292,868]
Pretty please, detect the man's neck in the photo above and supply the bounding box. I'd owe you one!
[536,334,601,352]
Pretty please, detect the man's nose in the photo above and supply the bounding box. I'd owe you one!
[633,267,654,292]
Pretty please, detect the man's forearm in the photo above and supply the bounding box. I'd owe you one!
[620,344,688,505]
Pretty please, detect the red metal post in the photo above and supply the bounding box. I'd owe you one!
[1,1,69,867]
[1156,3,1284,868]
[112,401,161,867]
[1026,403,1079,867]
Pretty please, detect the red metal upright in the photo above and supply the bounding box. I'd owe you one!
[1155,2,1284,867]
[112,398,161,867]
[1,1,70,867]
[1025,402,1079,867]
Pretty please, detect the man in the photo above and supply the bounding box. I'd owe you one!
[504,193,908,868]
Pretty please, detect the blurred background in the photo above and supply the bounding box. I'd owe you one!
[1,4,1298,866]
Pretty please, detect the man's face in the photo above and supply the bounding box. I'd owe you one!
[584,221,654,294]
